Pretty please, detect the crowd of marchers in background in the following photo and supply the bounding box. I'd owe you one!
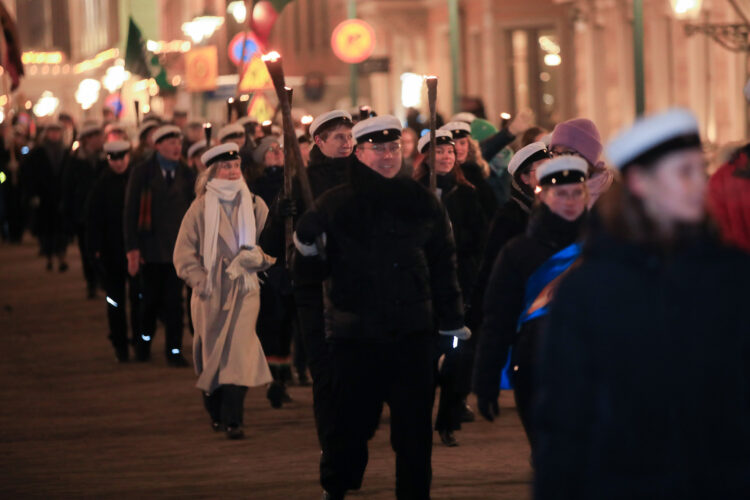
[1,92,749,500]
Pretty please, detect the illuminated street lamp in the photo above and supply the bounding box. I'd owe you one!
[182,14,224,44]
[75,79,102,110]
[671,0,703,19]
[102,60,131,93]
[33,91,60,117]
[227,1,247,23]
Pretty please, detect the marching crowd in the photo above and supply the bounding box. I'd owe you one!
[1,94,750,499]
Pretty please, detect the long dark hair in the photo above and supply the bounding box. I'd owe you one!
[412,150,475,189]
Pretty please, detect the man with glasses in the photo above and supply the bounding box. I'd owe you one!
[292,115,468,500]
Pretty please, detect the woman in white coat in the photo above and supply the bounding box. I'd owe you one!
[174,143,275,439]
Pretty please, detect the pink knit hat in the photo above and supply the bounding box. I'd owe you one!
[550,118,602,166]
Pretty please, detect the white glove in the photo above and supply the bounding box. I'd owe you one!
[226,247,276,280]
[439,326,471,341]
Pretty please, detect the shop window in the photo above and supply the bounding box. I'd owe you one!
[508,27,562,130]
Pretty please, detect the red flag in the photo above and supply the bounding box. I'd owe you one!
[0,3,24,90]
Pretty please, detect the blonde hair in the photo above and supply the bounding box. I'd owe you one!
[194,163,220,196]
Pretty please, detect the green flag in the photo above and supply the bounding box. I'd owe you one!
[125,17,175,92]
[269,0,294,13]
[124,18,151,79]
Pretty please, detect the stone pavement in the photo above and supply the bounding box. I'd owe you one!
[0,238,532,499]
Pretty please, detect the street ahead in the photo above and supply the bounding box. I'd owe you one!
[0,238,532,499]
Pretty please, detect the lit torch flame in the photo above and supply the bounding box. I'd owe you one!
[535,186,542,194]
[500,112,511,120]
[301,115,313,125]
[262,51,281,62]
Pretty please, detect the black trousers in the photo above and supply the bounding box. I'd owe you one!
[435,335,467,433]
[137,262,184,357]
[101,260,140,356]
[257,281,295,359]
[322,335,435,500]
[76,225,97,290]
[203,384,248,428]
[294,285,337,482]
[510,329,540,446]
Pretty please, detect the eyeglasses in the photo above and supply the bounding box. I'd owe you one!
[548,187,586,200]
[363,142,402,155]
[267,146,283,153]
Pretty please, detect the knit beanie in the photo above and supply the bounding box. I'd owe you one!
[550,118,602,166]
[470,118,498,143]
[253,136,281,165]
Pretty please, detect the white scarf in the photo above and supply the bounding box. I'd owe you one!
[203,178,256,296]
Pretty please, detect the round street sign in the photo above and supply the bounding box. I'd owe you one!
[228,31,261,66]
[331,19,376,64]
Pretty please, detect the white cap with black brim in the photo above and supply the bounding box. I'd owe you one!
[417,129,454,154]
[152,125,182,144]
[310,110,353,137]
[218,123,245,142]
[537,156,588,186]
[439,121,472,139]
[508,141,549,176]
[187,139,208,159]
[104,140,131,159]
[352,115,403,144]
[605,108,701,170]
[201,142,240,167]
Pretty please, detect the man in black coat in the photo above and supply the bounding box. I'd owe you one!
[293,115,469,500]
[124,125,195,366]
[88,141,140,362]
[26,122,70,271]
[62,123,106,298]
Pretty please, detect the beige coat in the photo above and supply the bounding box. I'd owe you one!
[173,193,273,393]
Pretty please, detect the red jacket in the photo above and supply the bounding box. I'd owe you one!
[708,148,750,253]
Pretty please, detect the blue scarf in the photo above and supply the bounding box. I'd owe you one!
[156,152,178,172]
[517,242,582,329]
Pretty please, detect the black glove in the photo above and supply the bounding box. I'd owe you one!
[295,210,326,245]
[477,395,500,422]
[276,197,298,218]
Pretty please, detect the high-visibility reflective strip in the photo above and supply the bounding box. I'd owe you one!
[141,334,151,341]
[452,336,458,349]
[106,296,119,307]
[171,348,180,354]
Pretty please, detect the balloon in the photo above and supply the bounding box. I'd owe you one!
[250,1,278,46]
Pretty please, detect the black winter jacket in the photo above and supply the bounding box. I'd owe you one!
[473,204,584,400]
[421,171,488,303]
[87,166,130,265]
[123,153,195,263]
[469,184,534,329]
[61,152,106,229]
[460,161,498,219]
[249,166,284,208]
[534,225,750,500]
[294,160,464,342]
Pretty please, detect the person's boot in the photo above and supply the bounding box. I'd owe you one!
[297,369,310,386]
[114,344,129,363]
[439,430,458,447]
[460,400,476,423]
[225,425,245,439]
[266,381,285,409]
[279,364,293,402]
[134,337,151,362]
